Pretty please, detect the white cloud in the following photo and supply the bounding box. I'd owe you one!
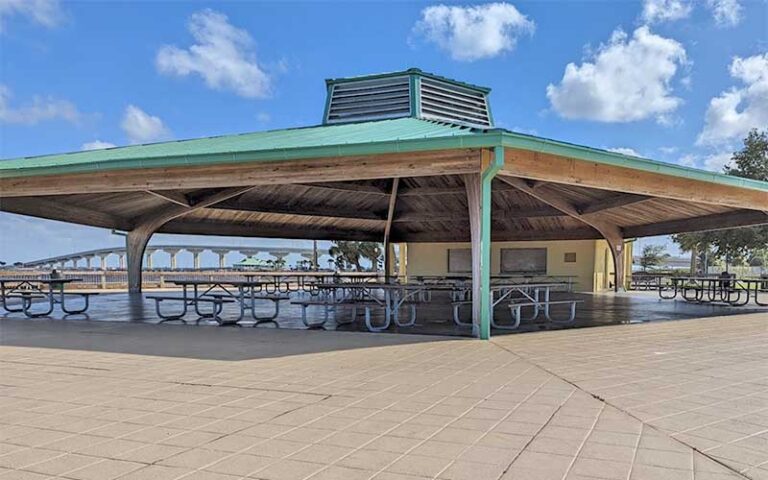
[608,147,641,156]
[413,2,534,61]
[0,84,81,125]
[0,0,63,31]
[641,0,692,24]
[706,0,743,27]
[697,53,768,146]
[81,140,116,151]
[121,105,170,144]
[156,9,271,98]
[546,27,687,123]
[677,151,733,172]
[256,112,271,124]
[703,152,732,171]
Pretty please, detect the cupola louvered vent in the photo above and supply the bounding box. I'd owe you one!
[419,78,492,128]
[325,76,411,124]
[323,69,493,128]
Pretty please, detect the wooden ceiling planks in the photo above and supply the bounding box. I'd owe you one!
[1,172,764,243]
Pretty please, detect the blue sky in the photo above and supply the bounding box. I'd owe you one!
[1,0,766,265]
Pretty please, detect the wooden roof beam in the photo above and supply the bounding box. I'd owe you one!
[0,149,480,197]
[498,175,627,291]
[624,210,768,237]
[144,190,190,207]
[577,193,651,215]
[296,182,390,195]
[392,227,601,243]
[502,148,768,211]
[159,221,384,242]
[394,207,565,223]
[212,203,387,222]
[398,184,518,196]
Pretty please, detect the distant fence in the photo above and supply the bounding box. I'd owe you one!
[0,269,378,290]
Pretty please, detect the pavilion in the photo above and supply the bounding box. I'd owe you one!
[2,68,767,339]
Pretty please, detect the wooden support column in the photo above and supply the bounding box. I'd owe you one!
[464,173,483,337]
[498,175,627,291]
[383,178,399,283]
[126,186,254,293]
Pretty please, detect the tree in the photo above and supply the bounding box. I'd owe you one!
[726,129,768,180]
[328,241,383,271]
[639,244,670,271]
[674,129,768,270]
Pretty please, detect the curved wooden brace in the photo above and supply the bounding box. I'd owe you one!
[497,176,627,292]
[126,187,255,293]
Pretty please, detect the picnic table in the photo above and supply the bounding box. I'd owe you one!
[146,278,288,325]
[0,277,96,317]
[303,280,578,332]
[452,282,578,330]
[659,276,768,306]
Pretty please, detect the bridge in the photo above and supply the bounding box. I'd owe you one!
[19,245,324,270]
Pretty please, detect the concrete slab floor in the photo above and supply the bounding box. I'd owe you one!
[0,312,765,479]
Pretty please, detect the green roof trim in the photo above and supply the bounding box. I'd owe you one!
[1,117,767,194]
[325,68,492,94]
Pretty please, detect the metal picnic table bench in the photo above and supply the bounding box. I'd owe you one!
[146,278,289,326]
[451,282,581,330]
[0,277,97,317]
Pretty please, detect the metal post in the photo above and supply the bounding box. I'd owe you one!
[479,146,504,340]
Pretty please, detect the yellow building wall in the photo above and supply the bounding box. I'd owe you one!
[406,240,599,292]
[591,239,634,291]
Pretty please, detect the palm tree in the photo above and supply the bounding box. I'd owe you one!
[328,241,382,271]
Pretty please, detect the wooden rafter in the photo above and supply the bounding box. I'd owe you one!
[577,193,650,215]
[498,175,626,291]
[212,203,387,222]
[144,190,190,207]
[624,209,768,237]
[296,182,389,195]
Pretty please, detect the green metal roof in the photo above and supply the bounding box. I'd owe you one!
[234,257,266,266]
[2,116,767,194]
[0,118,484,178]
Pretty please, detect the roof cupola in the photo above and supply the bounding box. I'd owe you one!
[323,68,493,129]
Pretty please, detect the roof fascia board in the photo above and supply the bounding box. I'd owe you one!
[500,131,768,193]
[0,131,504,179]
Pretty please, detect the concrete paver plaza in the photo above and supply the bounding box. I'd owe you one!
[0,312,766,479]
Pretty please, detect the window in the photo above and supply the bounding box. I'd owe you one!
[447,248,472,273]
[500,248,547,274]
[564,252,577,263]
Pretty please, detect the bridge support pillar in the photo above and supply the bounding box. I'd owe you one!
[213,250,229,269]
[165,249,181,270]
[98,254,109,270]
[118,254,126,270]
[145,250,154,269]
[188,248,204,269]
[84,257,92,269]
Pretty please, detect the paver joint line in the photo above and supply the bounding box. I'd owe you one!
[490,336,755,480]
